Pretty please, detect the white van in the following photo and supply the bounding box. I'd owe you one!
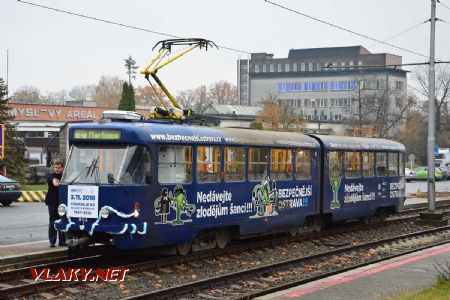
[435,148,450,168]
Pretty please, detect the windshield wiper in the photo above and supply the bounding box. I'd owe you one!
[68,156,97,185]
[87,155,99,178]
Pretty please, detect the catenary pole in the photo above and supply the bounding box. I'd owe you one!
[427,0,436,212]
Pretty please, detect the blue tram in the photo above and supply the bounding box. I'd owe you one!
[54,112,405,254]
[311,135,405,223]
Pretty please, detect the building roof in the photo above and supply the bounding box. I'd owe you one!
[202,103,262,117]
[288,46,371,59]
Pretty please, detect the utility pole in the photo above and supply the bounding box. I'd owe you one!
[358,80,363,135]
[417,0,446,225]
[427,0,436,213]
[6,49,9,98]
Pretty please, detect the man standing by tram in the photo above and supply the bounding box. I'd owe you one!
[45,161,66,247]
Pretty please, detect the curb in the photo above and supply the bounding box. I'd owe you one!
[16,191,46,202]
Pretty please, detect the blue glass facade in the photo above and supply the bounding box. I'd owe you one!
[278,81,357,93]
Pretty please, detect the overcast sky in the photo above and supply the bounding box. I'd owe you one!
[1,0,449,96]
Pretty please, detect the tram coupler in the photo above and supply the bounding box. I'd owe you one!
[66,235,91,248]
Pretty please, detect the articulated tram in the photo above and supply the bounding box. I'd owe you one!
[55,112,405,255]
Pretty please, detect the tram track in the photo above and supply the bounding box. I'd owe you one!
[2,210,446,299]
[126,225,450,300]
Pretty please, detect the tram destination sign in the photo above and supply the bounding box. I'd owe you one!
[74,129,121,140]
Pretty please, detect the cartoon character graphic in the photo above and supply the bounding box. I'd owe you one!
[154,185,196,226]
[155,188,171,223]
[251,176,278,217]
[172,185,196,225]
[330,167,341,210]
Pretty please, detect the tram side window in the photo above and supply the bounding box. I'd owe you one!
[376,152,388,177]
[197,146,221,183]
[399,153,405,175]
[224,147,246,182]
[270,148,293,180]
[249,148,268,180]
[362,152,375,177]
[295,149,312,180]
[388,152,399,176]
[345,151,362,178]
[328,151,343,178]
[158,146,192,184]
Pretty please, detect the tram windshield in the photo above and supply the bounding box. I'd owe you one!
[62,144,149,185]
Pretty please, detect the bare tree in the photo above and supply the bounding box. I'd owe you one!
[93,76,124,108]
[279,104,303,131]
[176,85,210,113]
[10,86,43,103]
[69,85,95,101]
[347,76,412,138]
[44,89,69,105]
[207,81,237,104]
[413,65,450,132]
[135,85,168,106]
[176,89,198,110]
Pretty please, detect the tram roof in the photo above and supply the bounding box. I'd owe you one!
[68,122,320,148]
[310,134,405,151]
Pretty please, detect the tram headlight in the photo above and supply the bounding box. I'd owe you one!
[57,205,66,217]
[100,207,110,219]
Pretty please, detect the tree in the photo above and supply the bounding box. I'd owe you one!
[176,85,210,113]
[0,78,26,182]
[10,86,43,103]
[207,81,237,104]
[44,89,68,105]
[257,91,280,130]
[279,104,303,130]
[93,76,123,108]
[124,56,139,85]
[118,82,136,111]
[136,85,168,106]
[249,120,263,130]
[412,65,450,133]
[347,77,412,138]
[69,85,95,101]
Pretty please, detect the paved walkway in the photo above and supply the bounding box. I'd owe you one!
[258,243,450,300]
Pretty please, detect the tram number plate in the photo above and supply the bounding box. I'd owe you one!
[67,185,99,218]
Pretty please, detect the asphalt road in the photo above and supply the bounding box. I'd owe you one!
[405,179,450,194]
[1,180,450,246]
[0,202,48,246]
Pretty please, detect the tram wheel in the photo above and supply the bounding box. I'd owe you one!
[289,227,299,237]
[215,229,230,249]
[67,245,81,258]
[176,241,192,256]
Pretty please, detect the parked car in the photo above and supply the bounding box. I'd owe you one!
[414,166,443,181]
[405,168,416,182]
[0,175,22,207]
[438,166,450,180]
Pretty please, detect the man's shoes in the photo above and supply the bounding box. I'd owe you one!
[50,243,56,248]
[59,242,67,246]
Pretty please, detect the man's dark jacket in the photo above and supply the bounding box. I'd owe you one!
[45,173,62,206]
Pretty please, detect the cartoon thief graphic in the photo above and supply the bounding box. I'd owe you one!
[154,185,196,226]
[155,188,171,223]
